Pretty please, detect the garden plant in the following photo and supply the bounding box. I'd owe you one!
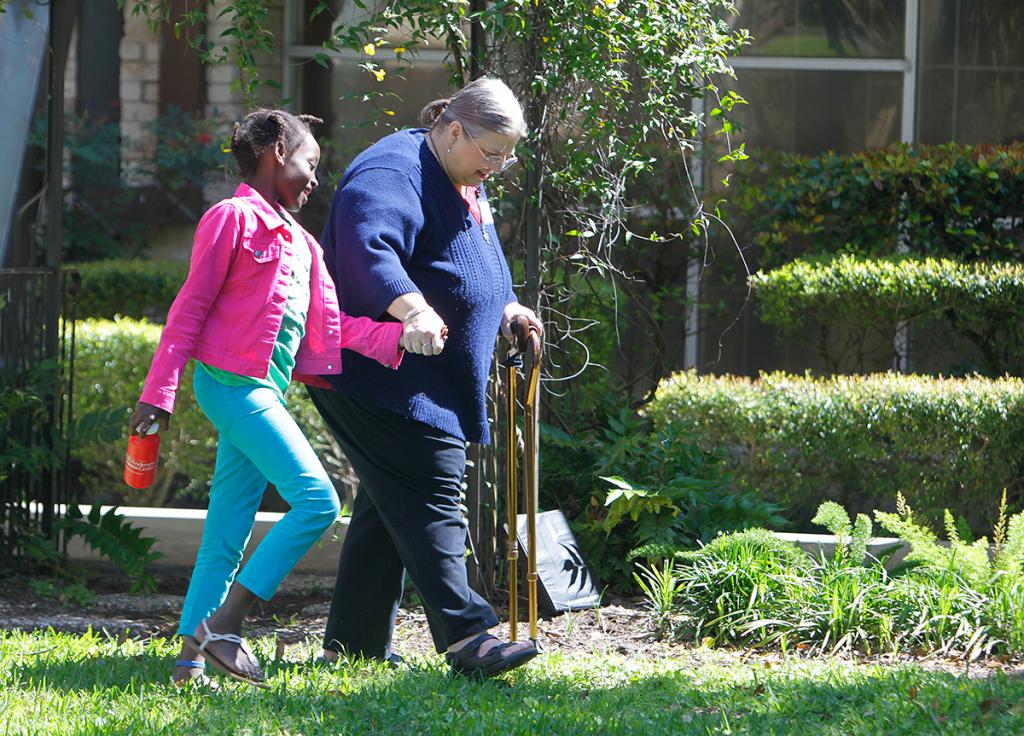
[636,495,1024,664]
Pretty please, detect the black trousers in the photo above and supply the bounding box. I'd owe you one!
[307,387,498,657]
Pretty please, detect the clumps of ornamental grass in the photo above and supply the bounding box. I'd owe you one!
[636,492,1024,661]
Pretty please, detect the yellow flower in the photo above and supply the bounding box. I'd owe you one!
[371,68,386,82]
[363,43,376,56]
[394,46,406,54]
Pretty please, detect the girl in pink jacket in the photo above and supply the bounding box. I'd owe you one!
[129,109,405,688]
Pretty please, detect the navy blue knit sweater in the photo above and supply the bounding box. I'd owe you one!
[320,128,516,443]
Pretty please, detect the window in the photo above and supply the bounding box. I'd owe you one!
[738,0,905,58]
[726,69,902,153]
[917,0,1024,143]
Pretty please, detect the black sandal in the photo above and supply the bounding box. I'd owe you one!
[446,633,538,678]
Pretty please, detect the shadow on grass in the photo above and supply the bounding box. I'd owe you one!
[9,645,1024,734]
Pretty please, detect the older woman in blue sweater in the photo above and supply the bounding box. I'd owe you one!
[309,77,542,678]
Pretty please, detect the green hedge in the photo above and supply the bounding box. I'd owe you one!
[72,318,336,507]
[73,260,188,322]
[750,255,1024,374]
[732,143,1024,267]
[646,371,1024,533]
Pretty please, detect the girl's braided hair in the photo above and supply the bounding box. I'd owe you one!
[230,108,324,178]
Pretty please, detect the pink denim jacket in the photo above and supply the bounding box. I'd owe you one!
[139,183,403,413]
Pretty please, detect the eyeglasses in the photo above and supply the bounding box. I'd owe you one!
[462,125,518,173]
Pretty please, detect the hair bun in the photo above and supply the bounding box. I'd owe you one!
[418,97,453,127]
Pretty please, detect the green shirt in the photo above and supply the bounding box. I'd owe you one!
[198,211,312,403]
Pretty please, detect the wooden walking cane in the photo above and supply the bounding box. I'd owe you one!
[504,316,542,643]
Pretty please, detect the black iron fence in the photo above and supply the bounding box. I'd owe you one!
[0,267,79,565]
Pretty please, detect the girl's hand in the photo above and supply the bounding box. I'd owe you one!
[129,402,170,436]
[401,306,447,356]
[501,302,543,342]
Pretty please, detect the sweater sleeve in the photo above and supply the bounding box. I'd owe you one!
[138,201,243,412]
[326,167,425,320]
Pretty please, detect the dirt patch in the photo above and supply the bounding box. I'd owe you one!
[0,566,699,663]
[2,566,1023,678]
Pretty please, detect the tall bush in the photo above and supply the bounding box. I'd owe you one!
[750,255,1024,375]
[733,143,1024,268]
[29,111,228,261]
[74,260,188,322]
[646,371,1024,533]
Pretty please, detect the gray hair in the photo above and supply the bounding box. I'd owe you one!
[419,77,527,139]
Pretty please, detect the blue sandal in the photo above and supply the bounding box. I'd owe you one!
[446,633,538,678]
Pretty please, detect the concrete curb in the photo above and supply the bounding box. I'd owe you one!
[64,505,348,575]
[772,531,910,569]
[61,506,914,575]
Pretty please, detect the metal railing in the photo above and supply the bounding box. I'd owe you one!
[0,267,79,565]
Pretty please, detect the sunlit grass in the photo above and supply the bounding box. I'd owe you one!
[3,629,1024,734]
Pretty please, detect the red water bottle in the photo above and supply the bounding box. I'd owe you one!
[124,424,160,489]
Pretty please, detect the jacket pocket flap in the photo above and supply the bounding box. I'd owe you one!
[241,236,281,263]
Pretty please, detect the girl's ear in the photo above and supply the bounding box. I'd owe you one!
[273,138,287,166]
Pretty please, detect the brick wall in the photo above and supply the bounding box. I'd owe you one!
[118,10,160,184]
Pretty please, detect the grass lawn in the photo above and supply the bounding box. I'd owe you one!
[3,630,1024,735]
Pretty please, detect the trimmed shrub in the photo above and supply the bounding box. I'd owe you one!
[732,143,1024,267]
[750,255,1024,375]
[646,371,1024,533]
[73,260,188,322]
[72,318,336,507]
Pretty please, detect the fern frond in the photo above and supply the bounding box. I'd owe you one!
[812,501,851,539]
[850,514,872,565]
[56,505,162,593]
[995,512,1024,576]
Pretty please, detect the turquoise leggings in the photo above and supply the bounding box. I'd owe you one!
[177,368,340,636]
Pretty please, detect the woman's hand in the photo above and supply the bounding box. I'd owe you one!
[129,402,170,436]
[501,302,543,343]
[401,306,448,356]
